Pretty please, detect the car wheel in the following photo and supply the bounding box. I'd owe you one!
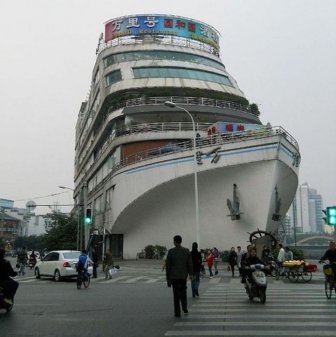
[35,267,40,279]
[54,270,62,282]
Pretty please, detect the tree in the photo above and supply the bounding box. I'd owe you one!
[43,211,77,250]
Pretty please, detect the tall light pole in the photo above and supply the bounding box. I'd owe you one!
[164,101,200,246]
[58,186,81,250]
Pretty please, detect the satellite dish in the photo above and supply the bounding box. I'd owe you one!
[26,200,37,211]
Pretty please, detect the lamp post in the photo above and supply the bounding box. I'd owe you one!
[58,186,81,250]
[164,101,200,246]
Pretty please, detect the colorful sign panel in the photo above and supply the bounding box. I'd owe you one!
[105,14,220,49]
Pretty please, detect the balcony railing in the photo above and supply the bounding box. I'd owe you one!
[86,126,299,196]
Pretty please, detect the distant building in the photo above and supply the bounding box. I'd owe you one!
[288,183,323,234]
[1,198,51,238]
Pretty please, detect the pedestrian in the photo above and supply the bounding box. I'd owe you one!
[166,235,193,318]
[16,247,27,276]
[205,250,214,278]
[236,246,244,276]
[190,242,202,298]
[284,247,293,261]
[228,247,238,277]
[277,243,286,275]
[212,247,220,275]
[104,250,114,279]
[91,248,99,278]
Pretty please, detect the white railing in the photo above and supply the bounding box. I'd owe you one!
[86,126,299,196]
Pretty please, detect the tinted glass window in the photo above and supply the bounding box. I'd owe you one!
[133,67,232,86]
[103,51,225,71]
[106,70,122,86]
[44,252,59,261]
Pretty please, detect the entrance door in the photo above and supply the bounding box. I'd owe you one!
[110,234,123,259]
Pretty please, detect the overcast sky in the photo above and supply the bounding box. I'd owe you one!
[1,0,335,214]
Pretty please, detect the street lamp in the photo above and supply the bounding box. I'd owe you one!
[58,186,81,250]
[164,101,200,246]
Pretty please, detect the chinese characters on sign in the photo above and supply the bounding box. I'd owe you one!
[104,14,219,50]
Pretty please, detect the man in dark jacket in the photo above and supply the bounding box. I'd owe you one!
[166,235,193,317]
[319,241,336,280]
[0,248,19,306]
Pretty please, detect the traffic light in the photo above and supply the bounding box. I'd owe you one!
[326,206,336,226]
[323,206,336,226]
[84,208,92,225]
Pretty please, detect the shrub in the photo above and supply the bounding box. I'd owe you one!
[144,244,167,259]
[144,245,155,259]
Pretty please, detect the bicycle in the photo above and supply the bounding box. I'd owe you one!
[322,263,335,299]
[276,261,313,283]
[275,265,298,282]
[76,270,90,290]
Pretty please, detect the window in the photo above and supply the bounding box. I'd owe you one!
[105,70,122,86]
[133,67,232,86]
[103,50,225,71]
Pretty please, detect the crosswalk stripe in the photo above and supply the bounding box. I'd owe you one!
[165,331,336,336]
[164,280,335,337]
[182,314,336,319]
[174,321,336,327]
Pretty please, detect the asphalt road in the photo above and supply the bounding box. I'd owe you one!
[1,259,335,337]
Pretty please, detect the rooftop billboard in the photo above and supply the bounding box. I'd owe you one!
[105,14,220,50]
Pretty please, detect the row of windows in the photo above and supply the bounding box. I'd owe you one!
[133,67,232,86]
[105,67,232,87]
[103,50,225,71]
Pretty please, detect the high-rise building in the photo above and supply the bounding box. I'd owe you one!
[288,183,323,234]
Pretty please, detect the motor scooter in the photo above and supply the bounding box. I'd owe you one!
[244,264,267,304]
[28,256,37,269]
[0,286,14,313]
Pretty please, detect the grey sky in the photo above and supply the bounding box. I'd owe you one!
[1,0,335,214]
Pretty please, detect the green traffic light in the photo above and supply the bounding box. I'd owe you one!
[326,206,336,226]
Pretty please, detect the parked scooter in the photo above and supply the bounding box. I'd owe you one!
[0,286,14,313]
[244,264,267,304]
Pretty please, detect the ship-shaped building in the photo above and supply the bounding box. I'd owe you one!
[74,14,300,258]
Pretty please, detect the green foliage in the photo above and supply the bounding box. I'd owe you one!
[14,235,46,251]
[43,212,77,251]
[144,244,167,259]
[290,247,305,260]
[249,103,260,116]
[221,250,229,262]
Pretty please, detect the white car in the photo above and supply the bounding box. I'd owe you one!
[34,250,93,282]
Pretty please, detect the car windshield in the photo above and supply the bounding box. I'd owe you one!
[63,252,80,260]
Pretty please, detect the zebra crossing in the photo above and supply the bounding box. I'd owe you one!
[164,277,336,337]
[15,274,167,284]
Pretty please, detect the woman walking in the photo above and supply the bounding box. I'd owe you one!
[206,250,214,278]
[190,242,202,297]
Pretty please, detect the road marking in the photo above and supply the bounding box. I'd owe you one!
[165,331,336,336]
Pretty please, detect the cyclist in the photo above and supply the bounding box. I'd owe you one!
[77,250,93,280]
[319,241,336,281]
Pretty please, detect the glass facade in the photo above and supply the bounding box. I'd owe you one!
[106,69,122,86]
[103,50,225,71]
[133,67,232,86]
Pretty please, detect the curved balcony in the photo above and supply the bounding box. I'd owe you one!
[85,126,300,196]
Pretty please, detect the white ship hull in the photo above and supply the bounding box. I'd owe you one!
[105,130,299,258]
